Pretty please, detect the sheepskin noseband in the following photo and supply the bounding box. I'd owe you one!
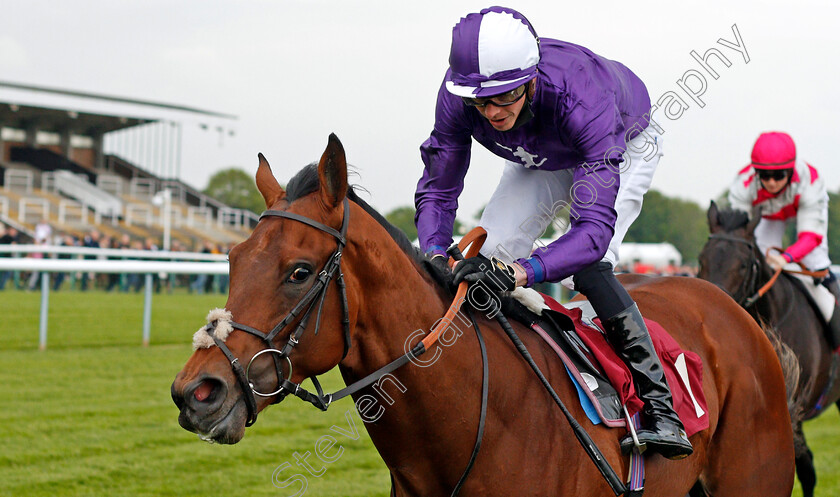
[193,308,234,350]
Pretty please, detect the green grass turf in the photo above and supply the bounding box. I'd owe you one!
[1,289,839,496]
[1,289,389,496]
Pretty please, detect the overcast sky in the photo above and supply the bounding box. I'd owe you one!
[2,0,838,221]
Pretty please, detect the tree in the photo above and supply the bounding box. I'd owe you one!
[624,190,708,263]
[385,206,418,241]
[473,191,709,263]
[204,168,265,214]
[384,205,465,244]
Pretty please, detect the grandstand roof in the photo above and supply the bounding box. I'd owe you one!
[0,80,236,136]
[0,101,146,135]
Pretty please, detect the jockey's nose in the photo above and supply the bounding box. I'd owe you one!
[483,102,505,116]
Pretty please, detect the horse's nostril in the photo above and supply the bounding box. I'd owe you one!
[171,380,186,410]
[194,379,215,402]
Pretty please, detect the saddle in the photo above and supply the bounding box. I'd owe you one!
[504,290,709,437]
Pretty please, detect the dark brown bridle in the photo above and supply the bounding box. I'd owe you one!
[198,198,449,429]
[707,233,828,308]
[200,198,352,426]
[707,233,764,307]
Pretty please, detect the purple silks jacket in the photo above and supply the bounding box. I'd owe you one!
[415,38,652,283]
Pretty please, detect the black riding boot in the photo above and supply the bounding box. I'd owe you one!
[605,304,694,459]
[821,272,840,353]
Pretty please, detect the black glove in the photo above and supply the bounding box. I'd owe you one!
[422,255,456,292]
[451,254,517,292]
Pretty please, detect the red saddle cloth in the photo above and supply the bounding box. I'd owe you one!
[541,293,710,437]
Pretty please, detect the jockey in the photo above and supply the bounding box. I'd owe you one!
[414,6,692,459]
[728,131,840,350]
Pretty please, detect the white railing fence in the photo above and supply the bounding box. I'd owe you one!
[58,199,88,225]
[4,169,34,193]
[18,197,49,223]
[0,246,228,350]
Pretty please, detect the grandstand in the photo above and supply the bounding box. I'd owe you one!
[0,80,254,249]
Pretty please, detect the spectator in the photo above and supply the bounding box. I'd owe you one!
[105,236,121,292]
[34,218,52,245]
[117,234,132,292]
[217,243,231,294]
[190,240,213,294]
[0,226,20,290]
[143,237,163,293]
[170,240,190,289]
[205,241,221,293]
[80,229,101,291]
[27,222,52,290]
[127,240,145,292]
[53,235,78,291]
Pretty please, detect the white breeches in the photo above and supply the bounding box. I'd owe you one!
[754,217,832,270]
[479,123,664,271]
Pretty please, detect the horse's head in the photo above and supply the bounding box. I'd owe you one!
[697,200,764,301]
[171,134,356,444]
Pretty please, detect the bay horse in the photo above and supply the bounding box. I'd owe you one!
[171,135,794,496]
[698,201,840,497]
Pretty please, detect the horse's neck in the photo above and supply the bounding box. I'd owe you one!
[334,214,597,493]
[337,211,489,483]
[758,261,793,323]
[341,215,449,367]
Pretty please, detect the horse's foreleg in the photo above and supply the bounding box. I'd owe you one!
[793,423,816,497]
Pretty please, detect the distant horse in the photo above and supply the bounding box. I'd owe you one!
[172,135,794,496]
[698,201,840,497]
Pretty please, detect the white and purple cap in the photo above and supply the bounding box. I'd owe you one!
[446,6,540,98]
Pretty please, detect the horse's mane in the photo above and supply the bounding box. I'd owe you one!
[716,206,751,232]
[286,163,429,269]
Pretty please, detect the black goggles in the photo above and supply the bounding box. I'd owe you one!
[461,85,527,108]
[756,169,791,181]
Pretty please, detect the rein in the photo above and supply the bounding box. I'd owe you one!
[708,233,829,308]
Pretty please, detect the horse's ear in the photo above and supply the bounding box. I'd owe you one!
[746,205,762,235]
[256,153,286,208]
[317,133,348,209]
[707,201,720,233]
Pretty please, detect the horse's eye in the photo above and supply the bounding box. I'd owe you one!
[288,267,312,284]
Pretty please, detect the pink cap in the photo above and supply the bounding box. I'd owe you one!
[750,131,796,170]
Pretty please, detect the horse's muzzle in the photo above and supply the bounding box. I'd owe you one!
[171,373,246,444]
